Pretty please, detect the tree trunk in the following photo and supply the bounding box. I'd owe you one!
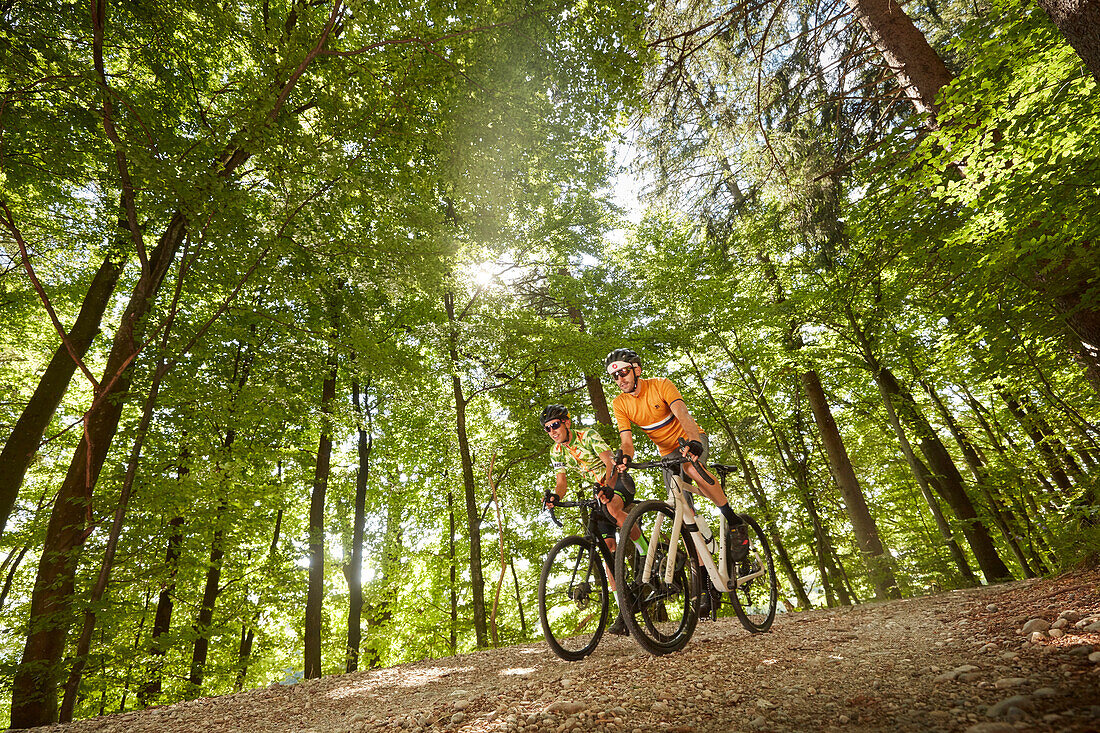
[358,472,402,669]
[60,356,169,721]
[844,313,995,583]
[447,486,458,655]
[574,327,611,425]
[10,213,186,729]
[920,379,1036,578]
[118,592,150,713]
[685,354,812,609]
[843,0,953,116]
[139,511,185,705]
[822,533,853,606]
[960,384,1062,503]
[973,414,1059,566]
[1021,491,1059,569]
[489,453,507,647]
[721,342,840,604]
[0,249,125,537]
[560,270,612,426]
[801,369,900,600]
[877,383,978,583]
[237,507,282,690]
[444,291,488,649]
[509,559,529,636]
[827,545,858,605]
[451,375,488,648]
[235,627,256,692]
[345,380,372,673]
[738,449,813,609]
[876,367,1012,582]
[305,328,338,679]
[1035,0,1100,83]
[0,543,30,612]
[584,373,613,426]
[796,476,839,607]
[995,384,1075,491]
[1019,394,1087,484]
[189,339,254,694]
[188,504,228,694]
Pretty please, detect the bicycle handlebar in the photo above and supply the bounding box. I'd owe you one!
[614,438,716,486]
[543,494,601,529]
[628,455,689,471]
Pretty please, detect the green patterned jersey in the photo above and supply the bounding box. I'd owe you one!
[549,428,611,483]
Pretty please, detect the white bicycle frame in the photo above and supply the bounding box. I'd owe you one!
[640,469,763,594]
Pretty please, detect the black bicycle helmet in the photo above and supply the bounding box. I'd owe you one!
[540,404,570,425]
[605,348,641,370]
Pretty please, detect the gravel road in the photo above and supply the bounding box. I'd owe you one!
[26,567,1100,733]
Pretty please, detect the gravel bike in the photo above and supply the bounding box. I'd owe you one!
[613,442,778,655]
[537,491,627,661]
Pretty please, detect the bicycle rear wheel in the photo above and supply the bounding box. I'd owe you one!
[538,535,609,660]
[614,500,699,655]
[729,514,778,633]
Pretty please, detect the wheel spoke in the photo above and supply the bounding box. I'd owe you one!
[539,536,609,660]
[614,500,699,655]
[729,515,778,633]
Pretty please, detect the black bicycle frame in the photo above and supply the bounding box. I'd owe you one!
[549,496,617,573]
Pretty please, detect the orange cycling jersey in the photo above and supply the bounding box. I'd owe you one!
[612,377,704,455]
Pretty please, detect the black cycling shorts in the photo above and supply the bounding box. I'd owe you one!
[595,472,636,539]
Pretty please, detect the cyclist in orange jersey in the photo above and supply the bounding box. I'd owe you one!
[605,348,748,617]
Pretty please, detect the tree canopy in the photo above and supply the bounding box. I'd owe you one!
[1,0,1098,725]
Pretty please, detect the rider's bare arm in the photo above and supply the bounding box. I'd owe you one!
[617,431,635,466]
[597,449,616,488]
[670,400,703,445]
[545,472,568,508]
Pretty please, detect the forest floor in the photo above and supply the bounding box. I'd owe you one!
[26,566,1100,733]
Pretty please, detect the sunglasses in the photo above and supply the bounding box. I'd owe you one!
[608,366,633,381]
[543,420,564,432]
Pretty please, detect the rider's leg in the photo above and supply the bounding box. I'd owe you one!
[603,492,641,542]
[683,438,749,562]
[673,479,715,619]
[683,439,750,563]
[601,535,618,592]
[680,435,743,528]
[600,532,629,635]
[673,438,749,563]
[684,461,727,506]
[601,473,643,550]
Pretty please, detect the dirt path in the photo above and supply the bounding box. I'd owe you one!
[29,568,1100,733]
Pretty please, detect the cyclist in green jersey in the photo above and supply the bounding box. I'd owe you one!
[541,404,637,635]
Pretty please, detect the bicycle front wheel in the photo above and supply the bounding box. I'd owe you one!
[538,535,609,661]
[614,500,700,655]
[729,514,778,633]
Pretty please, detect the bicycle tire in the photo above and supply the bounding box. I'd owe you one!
[729,513,778,633]
[538,535,610,660]
[614,500,700,655]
